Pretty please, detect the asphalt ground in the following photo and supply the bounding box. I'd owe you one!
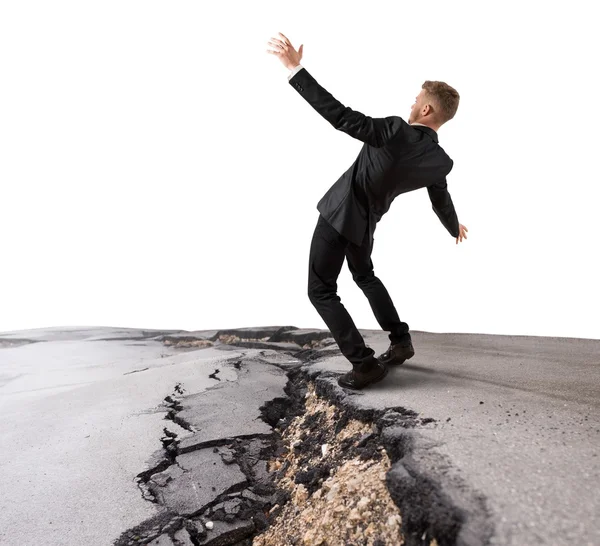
[1,326,598,545]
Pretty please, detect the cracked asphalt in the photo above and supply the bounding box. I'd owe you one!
[0,327,249,545]
[1,325,598,545]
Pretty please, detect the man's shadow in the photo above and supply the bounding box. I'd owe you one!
[376,361,455,391]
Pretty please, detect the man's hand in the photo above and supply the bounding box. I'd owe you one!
[456,224,468,244]
[266,32,303,71]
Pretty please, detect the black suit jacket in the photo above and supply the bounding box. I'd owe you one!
[288,67,460,246]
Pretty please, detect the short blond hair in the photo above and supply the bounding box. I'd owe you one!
[422,80,460,124]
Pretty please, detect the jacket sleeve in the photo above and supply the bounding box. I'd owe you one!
[288,67,402,148]
[427,177,460,238]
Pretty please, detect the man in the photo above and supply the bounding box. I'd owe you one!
[267,33,468,390]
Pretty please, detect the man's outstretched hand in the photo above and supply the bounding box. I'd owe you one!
[456,224,468,244]
[266,32,303,71]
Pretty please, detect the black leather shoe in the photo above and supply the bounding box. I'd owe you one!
[337,359,389,390]
[378,340,415,366]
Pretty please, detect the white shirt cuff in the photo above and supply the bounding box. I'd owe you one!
[288,64,304,80]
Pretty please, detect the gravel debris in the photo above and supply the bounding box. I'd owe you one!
[252,382,432,546]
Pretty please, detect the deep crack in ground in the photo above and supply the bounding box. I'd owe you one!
[112,327,489,546]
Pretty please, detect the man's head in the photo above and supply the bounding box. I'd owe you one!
[408,81,460,131]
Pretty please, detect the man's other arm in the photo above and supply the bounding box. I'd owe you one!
[427,177,460,238]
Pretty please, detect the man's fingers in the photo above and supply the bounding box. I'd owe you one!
[278,32,291,45]
[270,38,289,50]
[265,45,281,54]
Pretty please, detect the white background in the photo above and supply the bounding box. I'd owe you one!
[1,1,598,339]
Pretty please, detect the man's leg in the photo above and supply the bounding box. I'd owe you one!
[345,236,411,345]
[307,215,377,371]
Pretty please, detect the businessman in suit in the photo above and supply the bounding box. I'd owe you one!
[267,33,468,390]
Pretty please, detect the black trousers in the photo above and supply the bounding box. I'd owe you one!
[307,214,411,372]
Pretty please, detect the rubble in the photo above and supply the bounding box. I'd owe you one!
[253,382,406,546]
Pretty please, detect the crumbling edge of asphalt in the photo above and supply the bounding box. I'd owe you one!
[269,334,494,546]
[296,362,494,546]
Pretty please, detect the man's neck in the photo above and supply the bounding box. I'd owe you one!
[410,122,436,130]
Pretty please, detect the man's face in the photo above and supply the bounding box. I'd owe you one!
[409,89,428,124]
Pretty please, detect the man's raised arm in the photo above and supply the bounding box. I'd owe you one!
[287,65,403,148]
[267,32,403,147]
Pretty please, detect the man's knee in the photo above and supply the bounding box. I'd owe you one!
[308,285,324,303]
[352,271,375,286]
[308,284,337,304]
[308,283,320,303]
